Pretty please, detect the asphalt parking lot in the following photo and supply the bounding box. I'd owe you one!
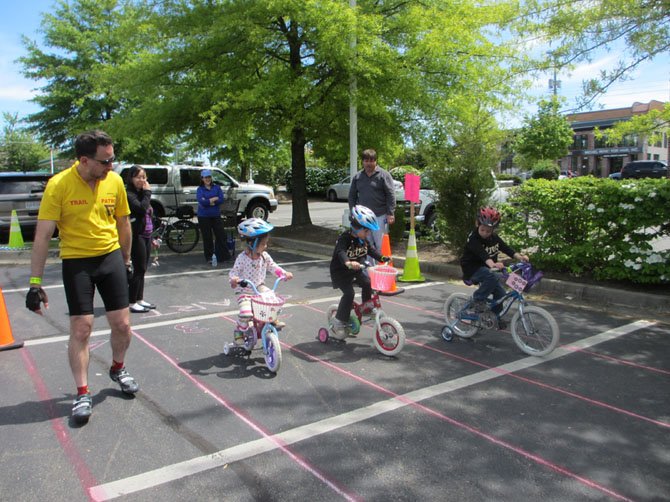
[1,247,668,501]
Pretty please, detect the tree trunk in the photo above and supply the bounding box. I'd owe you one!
[290,126,312,226]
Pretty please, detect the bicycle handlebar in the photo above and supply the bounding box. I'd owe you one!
[239,269,287,295]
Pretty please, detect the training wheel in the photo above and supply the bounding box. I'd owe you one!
[441,326,454,342]
[317,327,329,343]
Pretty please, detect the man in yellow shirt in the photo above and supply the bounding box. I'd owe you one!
[26,130,138,424]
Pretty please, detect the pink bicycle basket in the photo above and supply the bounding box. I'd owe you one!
[368,265,399,292]
[250,292,286,323]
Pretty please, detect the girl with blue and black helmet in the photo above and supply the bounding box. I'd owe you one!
[328,205,390,340]
[229,218,293,345]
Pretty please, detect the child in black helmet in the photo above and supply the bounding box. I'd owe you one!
[460,207,529,318]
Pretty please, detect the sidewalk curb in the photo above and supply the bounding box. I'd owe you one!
[271,237,670,315]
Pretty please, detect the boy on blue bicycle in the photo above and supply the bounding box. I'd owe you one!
[460,207,528,324]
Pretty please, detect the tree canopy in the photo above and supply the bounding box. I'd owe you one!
[514,97,573,164]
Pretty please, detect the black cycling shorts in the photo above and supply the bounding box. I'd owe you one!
[62,248,129,316]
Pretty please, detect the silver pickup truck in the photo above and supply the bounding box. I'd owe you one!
[115,164,278,220]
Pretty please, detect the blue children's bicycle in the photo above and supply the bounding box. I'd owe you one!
[223,274,287,373]
[442,262,559,357]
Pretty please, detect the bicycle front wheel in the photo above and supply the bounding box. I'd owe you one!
[264,330,282,373]
[510,306,559,356]
[443,293,478,338]
[166,220,199,253]
[373,317,405,356]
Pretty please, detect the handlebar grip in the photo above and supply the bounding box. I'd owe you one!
[239,279,248,288]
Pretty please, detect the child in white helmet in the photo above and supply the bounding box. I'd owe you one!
[329,205,390,340]
[229,218,293,345]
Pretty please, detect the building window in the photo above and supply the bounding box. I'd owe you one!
[572,134,587,149]
[653,154,660,160]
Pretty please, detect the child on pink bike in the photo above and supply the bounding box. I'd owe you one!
[329,205,390,340]
[229,218,293,345]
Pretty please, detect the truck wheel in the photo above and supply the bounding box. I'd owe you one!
[246,201,270,220]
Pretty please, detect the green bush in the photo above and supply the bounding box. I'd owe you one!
[389,205,406,244]
[531,159,560,180]
[389,165,420,184]
[285,166,347,195]
[501,177,670,284]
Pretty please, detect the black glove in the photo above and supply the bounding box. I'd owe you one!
[126,262,134,282]
[26,287,48,312]
[380,256,391,263]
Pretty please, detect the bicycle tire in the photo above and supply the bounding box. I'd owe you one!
[264,330,282,373]
[510,306,559,357]
[166,220,199,253]
[443,293,478,338]
[373,318,405,356]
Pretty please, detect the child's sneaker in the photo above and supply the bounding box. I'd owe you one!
[271,320,286,330]
[233,329,245,345]
[469,299,488,313]
[330,317,349,340]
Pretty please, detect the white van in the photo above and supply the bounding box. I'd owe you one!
[116,164,278,220]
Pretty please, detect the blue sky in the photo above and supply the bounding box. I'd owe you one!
[1,1,668,126]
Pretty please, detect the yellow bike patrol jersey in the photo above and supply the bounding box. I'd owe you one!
[38,163,131,259]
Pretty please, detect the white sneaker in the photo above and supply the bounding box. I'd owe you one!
[330,318,349,340]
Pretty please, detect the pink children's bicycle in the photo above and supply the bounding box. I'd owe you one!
[318,264,406,356]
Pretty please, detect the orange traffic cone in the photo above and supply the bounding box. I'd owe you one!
[0,286,23,351]
[379,233,404,296]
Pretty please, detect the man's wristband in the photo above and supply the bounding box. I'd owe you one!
[29,276,42,286]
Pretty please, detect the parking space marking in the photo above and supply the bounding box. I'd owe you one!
[89,320,651,501]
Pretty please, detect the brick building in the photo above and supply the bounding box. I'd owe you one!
[560,100,668,177]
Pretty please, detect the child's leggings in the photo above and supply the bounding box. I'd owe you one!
[336,272,372,323]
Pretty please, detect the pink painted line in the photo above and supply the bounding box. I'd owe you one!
[410,340,670,428]
[564,345,670,376]
[283,331,633,502]
[383,297,443,318]
[129,330,360,502]
[20,348,98,501]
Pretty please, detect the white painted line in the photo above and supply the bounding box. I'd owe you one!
[3,258,329,294]
[23,280,444,347]
[89,320,654,500]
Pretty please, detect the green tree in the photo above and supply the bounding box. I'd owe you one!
[514,97,573,164]
[101,0,524,225]
[515,0,670,109]
[596,102,670,146]
[19,0,168,161]
[425,102,505,252]
[0,113,50,171]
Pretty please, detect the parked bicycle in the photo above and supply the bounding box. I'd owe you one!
[223,272,287,373]
[442,262,559,356]
[151,205,200,254]
[318,264,406,356]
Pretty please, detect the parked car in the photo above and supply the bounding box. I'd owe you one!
[608,172,622,180]
[115,165,278,220]
[620,160,668,179]
[0,171,53,240]
[559,170,577,179]
[326,175,403,202]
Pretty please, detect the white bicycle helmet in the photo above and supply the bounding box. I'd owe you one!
[238,218,274,238]
[350,205,379,231]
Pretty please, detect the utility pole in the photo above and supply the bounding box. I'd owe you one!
[349,0,358,180]
[548,52,561,96]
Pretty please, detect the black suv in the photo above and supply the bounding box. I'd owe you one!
[0,171,53,240]
[620,160,668,179]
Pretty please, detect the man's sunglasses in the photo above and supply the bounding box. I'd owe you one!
[88,156,116,166]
